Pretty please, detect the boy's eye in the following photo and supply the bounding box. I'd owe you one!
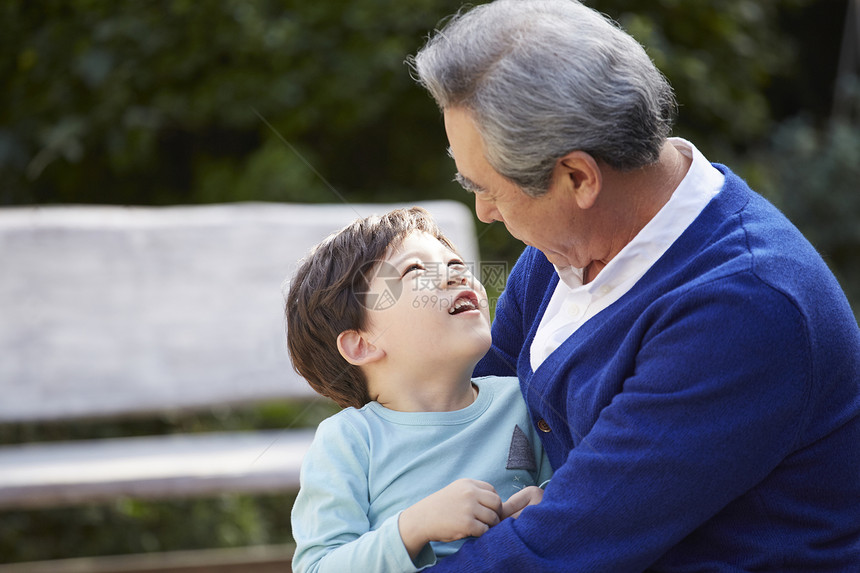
[401,263,424,278]
[448,259,466,269]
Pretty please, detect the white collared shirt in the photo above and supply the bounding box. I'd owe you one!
[529,138,725,371]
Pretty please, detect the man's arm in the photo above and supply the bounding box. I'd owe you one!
[430,276,815,571]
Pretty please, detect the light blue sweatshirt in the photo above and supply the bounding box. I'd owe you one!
[291,376,553,573]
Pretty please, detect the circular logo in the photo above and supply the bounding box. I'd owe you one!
[352,260,402,311]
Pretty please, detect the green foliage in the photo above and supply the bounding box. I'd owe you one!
[758,87,860,315]
[1,0,856,565]
[595,0,808,154]
[1,0,817,208]
[0,493,296,563]
[0,0,463,206]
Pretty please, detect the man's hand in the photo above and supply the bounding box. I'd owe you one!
[501,485,544,519]
[398,479,503,560]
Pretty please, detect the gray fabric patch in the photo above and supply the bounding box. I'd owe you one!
[506,424,537,471]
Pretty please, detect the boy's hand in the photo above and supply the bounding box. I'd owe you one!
[501,485,544,519]
[398,478,502,560]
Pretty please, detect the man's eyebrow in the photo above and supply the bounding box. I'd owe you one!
[445,147,485,193]
[453,172,484,194]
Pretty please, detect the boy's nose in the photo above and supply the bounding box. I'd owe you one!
[446,274,467,287]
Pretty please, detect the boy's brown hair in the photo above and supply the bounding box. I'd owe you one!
[285,207,458,409]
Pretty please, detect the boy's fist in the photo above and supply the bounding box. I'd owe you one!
[399,478,503,559]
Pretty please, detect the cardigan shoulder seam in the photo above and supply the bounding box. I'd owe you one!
[728,208,816,449]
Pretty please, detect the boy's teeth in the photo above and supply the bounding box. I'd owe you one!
[449,298,477,314]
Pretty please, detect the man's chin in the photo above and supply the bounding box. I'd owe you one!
[514,238,576,268]
[545,253,582,272]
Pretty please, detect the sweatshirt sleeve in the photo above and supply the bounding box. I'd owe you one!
[429,275,815,571]
[291,415,435,573]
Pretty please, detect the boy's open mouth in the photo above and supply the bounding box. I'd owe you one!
[449,292,480,315]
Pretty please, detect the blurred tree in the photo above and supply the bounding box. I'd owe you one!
[0,0,832,209]
[760,86,860,316]
[0,493,296,562]
[0,0,464,206]
[596,0,808,157]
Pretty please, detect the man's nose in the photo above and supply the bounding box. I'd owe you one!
[474,195,501,224]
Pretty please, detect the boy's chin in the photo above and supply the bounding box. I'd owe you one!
[465,342,493,369]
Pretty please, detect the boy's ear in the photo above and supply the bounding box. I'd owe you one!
[337,330,385,366]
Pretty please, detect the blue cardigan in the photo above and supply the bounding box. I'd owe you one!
[430,166,860,572]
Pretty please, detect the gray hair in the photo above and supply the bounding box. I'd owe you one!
[409,0,677,196]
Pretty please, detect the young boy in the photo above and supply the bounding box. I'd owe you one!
[286,207,552,572]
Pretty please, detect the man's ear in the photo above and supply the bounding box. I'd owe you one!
[337,330,385,366]
[553,151,602,210]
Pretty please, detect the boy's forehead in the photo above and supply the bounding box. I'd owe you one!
[385,231,455,263]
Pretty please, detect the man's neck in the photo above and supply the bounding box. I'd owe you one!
[584,141,692,283]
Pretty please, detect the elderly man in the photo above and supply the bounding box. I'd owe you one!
[411,0,860,571]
